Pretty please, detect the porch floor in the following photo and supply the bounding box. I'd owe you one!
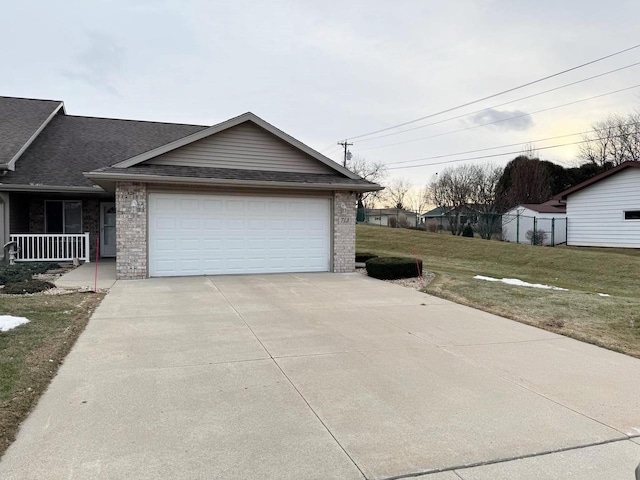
[55,258,116,290]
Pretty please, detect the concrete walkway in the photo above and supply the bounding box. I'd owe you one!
[54,258,116,290]
[1,273,639,479]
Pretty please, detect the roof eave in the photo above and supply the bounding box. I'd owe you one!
[110,112,362,180]
[0,101,65,171]
[0,183,106,194]
[84,171,383,193]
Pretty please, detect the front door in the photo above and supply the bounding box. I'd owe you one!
[100,202,116,257]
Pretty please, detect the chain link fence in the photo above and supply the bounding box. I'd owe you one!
[501,213,567,246]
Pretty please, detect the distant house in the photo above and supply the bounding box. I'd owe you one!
[554,161,640,248]
[421,206,451,231]
[502,200,567,245]
[363,208,418,228]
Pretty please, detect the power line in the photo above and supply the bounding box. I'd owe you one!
[337,140,353,167]
[356,61,640,144]
[386,133,633,170]
[356,83,640,152]
[345,42,640,141]
[384,121,640,166]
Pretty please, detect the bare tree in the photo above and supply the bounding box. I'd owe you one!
[405,186,431,216]
[430,163,504,238]
[498,156,552,208]
[347,155,387,209]
[383,178,412,209]
[579,112,640,167]
[467,163,504,240]
[429,165,475,235]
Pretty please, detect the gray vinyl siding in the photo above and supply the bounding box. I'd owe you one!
[566,168,640,248]
[145,122,336,174]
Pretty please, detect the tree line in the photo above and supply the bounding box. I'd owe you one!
[352,108,640,238]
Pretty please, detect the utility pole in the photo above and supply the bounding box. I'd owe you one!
[337,140,353,168]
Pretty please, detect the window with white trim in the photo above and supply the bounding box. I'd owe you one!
[45,201,83,233]
[624,210,640,220]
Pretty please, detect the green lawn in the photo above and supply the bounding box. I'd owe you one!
[357,224,640,357]
[0,293,104,457]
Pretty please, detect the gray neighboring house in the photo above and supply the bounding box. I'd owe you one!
[362,208,419,227]
[0,96,381,279]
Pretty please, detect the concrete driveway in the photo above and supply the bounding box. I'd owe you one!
[1,273,639,479]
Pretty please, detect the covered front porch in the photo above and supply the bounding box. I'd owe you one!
[2,191,116,263]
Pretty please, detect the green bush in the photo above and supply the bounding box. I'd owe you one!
[355,252,378,263]
[365,256,423,280]
[0,263,60,286]
[462,224,474,237]
[0,266,32,285]
[3,279,55,295]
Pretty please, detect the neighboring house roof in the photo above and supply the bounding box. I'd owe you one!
[518,200,567,214]
[364,208,418,216]
[0,114,207,189]
[554,161,640,200]
[422,206,449,217]
[0,96,64,171]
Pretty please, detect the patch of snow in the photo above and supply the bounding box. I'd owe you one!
[473,275,568,291]
[598,293,610,297]
[0,315,30,332]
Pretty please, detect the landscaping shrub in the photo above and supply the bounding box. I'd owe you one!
[3,279,55,295]
[0,266,32,285]
[365,256,423,280]
[462,224,474,237]
[0,263,59,286]
[355,252,378,263]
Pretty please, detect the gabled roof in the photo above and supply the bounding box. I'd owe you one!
[111,112,361,180]
[518,199,566,214]
[0,96,64,171]
[0,114,206,189]
[554,161,640,200]
[422,206,449,217]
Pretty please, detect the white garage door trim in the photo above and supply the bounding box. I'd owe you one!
[148,192,331,277]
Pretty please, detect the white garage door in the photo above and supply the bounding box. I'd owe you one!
[148,193,331,277]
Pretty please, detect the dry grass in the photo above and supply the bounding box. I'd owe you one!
[0,292,105,457]
[357,224,640,357]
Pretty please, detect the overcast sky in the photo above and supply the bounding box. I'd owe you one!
[2,0,639,188]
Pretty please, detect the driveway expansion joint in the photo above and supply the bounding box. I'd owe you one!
[377,437,632,480]
[212,277,368,479]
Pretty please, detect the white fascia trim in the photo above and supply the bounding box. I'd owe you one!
[0,183,106,194]
[85,171,383,192]
[1,102,65,171]
[111,112,361,180]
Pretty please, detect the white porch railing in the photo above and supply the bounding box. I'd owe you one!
[10,233,91,263]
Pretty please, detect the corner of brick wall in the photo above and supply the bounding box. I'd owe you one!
[333,191,356,273]
[115,182,147,280]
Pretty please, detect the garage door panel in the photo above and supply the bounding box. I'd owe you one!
[149,193,331,277]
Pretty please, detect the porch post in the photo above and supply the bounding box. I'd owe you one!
[83,232,91,263]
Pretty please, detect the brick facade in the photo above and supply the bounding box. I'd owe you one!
[115,182,147,279]
[332,191,356,273]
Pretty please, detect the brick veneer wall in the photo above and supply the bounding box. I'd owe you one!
[116,182,147,279]
[333,191,356,273]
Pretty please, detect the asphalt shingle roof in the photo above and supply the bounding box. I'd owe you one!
[95,164,377,187]
[0,96,62,167]
[1,114,206,188]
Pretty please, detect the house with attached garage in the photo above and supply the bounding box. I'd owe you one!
[554,161,640,248]
[0,96,381,279]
